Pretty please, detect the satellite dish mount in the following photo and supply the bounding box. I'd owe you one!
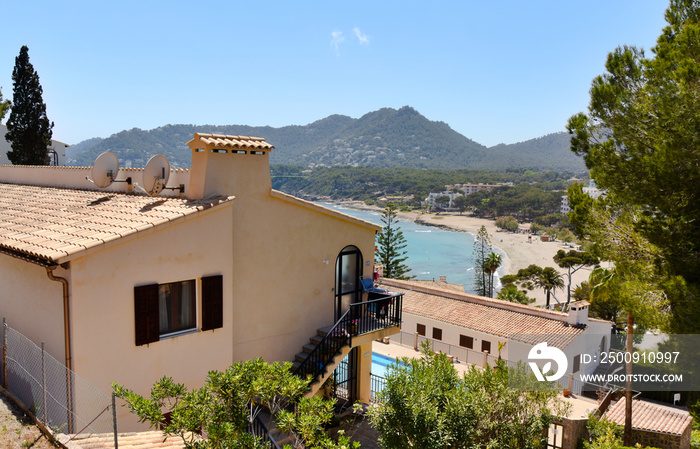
[86,152,132,188]
[135,154,185,197]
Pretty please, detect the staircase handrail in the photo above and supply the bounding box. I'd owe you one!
[291,308,353,380]
[291,292,403,383]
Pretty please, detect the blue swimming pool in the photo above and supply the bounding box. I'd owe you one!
[371,352,400,378]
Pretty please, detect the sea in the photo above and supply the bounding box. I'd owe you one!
[317,203,503,295]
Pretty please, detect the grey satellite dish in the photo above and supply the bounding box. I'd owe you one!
[90,152,120,188]
[142,154,170,196]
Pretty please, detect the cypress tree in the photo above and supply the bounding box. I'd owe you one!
[376,203,412,279]
[6,46,54,165]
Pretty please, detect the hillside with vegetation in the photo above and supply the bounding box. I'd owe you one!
[67,106,585,172]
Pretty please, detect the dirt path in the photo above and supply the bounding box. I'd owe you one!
[0,392,57,448]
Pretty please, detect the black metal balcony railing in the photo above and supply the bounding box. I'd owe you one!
[370,373,387,403]
[292,293,403,383]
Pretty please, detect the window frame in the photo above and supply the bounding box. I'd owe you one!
[158,279,197,338]
[432,327,443,341]
[416,323,426,336]
[459,334,474,349]
[134,275,224,346]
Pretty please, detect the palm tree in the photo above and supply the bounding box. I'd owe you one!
[535,267,564,309]
[482,252,503,298]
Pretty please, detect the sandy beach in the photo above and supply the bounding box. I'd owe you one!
[336,201,592,308]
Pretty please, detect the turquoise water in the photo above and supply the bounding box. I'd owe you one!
[371,352,398,378]
[318,203,503,295]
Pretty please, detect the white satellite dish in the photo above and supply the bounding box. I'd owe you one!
[142,154,170,196]
[90,152,120,188]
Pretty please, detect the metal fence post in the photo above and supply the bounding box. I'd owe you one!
[42,342,46,424]
[2,318,7,389]
[112,393,119,449]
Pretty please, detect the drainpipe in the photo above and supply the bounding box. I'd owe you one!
[46,266,73,433]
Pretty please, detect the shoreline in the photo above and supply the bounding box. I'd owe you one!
[332,200,592,308]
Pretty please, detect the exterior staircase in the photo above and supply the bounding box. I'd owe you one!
[292,325,352,397]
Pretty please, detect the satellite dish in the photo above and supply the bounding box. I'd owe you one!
[142,154,170,196]
[90,152,120,188]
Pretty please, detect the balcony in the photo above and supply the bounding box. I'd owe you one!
[291,292,403,395]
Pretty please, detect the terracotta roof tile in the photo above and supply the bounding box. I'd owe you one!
[188,133,274,150]
[604,398,692,435]
[381,278,586,348]
[0,183,232,264]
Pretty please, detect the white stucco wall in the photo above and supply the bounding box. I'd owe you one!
[67,204,234,429]
[0,256,67,362]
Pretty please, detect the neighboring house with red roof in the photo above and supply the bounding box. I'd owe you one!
[0,133,399,433]
[603,397,692,449]
[380,278,613,391]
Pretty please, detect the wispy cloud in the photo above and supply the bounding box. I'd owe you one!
[353,27,370,46]
[331,30,345,55]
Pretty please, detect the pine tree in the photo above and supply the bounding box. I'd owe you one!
[376,203,412,279]
[472,225,492,296]
[6,46,53,165]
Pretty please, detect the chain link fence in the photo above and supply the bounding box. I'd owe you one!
[1,318,118,447]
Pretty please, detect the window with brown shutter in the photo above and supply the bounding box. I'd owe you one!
[460,335,473,349]
[481,340,491,353]
[416,323,426,336]
[134,284,159,346]
[201,275,223,331]
[432,327,442,341]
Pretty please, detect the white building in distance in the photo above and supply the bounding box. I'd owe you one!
[0,124,69,166]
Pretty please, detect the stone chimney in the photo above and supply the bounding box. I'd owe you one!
[566,300,590,326]
[187,133,275,200]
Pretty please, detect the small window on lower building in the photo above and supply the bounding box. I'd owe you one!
[417,324,426,336]
[432,327,443,341]
[481,340,491,353]
[460,335,473,349]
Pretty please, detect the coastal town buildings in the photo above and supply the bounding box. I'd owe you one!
[0,133,400,432]
[424,183,512,210]
[561,179,604,214]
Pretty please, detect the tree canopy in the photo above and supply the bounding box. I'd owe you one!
[368,344,563,449]
[566,0,700,289]
[5,46,53,165]
[113,358,359,449]
[0,88,9,123]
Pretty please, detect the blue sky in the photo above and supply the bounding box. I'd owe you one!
[0,1,669,147]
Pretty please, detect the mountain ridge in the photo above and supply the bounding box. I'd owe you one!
[67,106,584,172]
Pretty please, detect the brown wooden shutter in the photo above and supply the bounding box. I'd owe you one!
[134,284,159,346]
[201,275,223,331]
